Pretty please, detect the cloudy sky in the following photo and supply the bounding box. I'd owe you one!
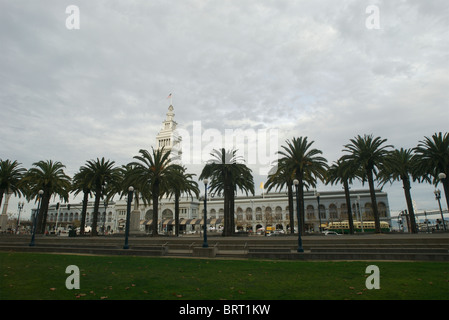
[1,0,448,220]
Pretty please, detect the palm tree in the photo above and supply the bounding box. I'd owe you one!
[80,158,121,236]
[0,159,27,209]
[378,148,420,233]
[278,137,328,235]
[326,157,359,234]
[341,134,393,233]
[71,167,93,235]
[166,166,199,236]
[119,163,153,211]
[200,148,254,236]
[414,132,449,211]
[23,160,71,234]
[128,148,179,236]
[265,158,295,234]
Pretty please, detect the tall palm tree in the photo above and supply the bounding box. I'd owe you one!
[265,158,295,234]
[81,158,122,236]
[414,132,449,211]
[166,166,199,236]
[378,148,420,233]
[0,159,27,208]
[71,167,92,235]
[128,148,179,236]
[326,157,359,234]
[200,148,254,236]
[278,137,328,235]
[23,160,71,234]
[341,134,393,233]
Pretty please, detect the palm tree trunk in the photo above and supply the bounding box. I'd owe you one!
[223,184,231,236]
[297,174,305,236]
[91,187,101,236]
[230,189,235,234]
[80,191,88,235]
[287,182,294,234]
[402,176,417,233]
[37,190,50,234]
[152,182,159,236]
[367,169,381,233]
[343,180,354,234]
[174,192,180,236]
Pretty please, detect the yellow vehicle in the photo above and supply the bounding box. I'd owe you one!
[265,226,275,235]
[327,221,390,233]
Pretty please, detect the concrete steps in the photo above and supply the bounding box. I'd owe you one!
[1,233,448,261]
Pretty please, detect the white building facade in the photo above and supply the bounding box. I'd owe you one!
[43,104,391,234]
[44,188,390,234]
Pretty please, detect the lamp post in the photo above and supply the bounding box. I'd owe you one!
[293,179,304,253]
[438,172,448,226]
[434,189,447,231]
[16,202,24,234]
[123,186,134,249]
[29,190,44,246]
[424,210,430,233]
[316,192,322,233]
[202,178,209,248]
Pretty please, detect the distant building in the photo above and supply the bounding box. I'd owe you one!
[43,103,391,234]
[44,188,390,234]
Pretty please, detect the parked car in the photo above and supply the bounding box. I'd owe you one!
[323,231,341,236]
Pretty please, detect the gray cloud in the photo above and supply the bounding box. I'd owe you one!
[1,0,448,218]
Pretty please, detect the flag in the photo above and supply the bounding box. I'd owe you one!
[260,182,264,189]
[167,93,172,99]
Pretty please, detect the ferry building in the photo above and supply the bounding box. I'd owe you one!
[44,104,391,234]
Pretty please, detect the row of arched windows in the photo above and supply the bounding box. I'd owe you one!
[204,202,388,221]
[47,212,114,223]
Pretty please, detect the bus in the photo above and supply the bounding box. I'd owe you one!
[327,221,390,234]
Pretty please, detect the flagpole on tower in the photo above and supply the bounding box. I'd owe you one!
[167,93,173,105]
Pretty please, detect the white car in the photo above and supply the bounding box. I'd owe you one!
[323,231,341,236]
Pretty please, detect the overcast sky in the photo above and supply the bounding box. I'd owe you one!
[1,0,448,220]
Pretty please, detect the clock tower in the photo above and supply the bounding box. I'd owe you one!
[156,104,182,163]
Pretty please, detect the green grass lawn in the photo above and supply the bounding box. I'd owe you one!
[1,252,448,300]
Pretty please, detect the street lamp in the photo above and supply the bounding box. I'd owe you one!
[438,172,449,212]
[29,190,44,246]
[202,178,209,248]
[316,192,322,233]
[293,179,304,253]
[434,189,447,231]
[123,186,134,249]
[16,202,24,234]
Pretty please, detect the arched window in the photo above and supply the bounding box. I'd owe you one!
[246,207,253,221]
[275,206,283,220]
[265,207,272,221]
[255,207,262,220]
[236,207,243,221]
[306,205,315,220]
[329,204,338,220]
